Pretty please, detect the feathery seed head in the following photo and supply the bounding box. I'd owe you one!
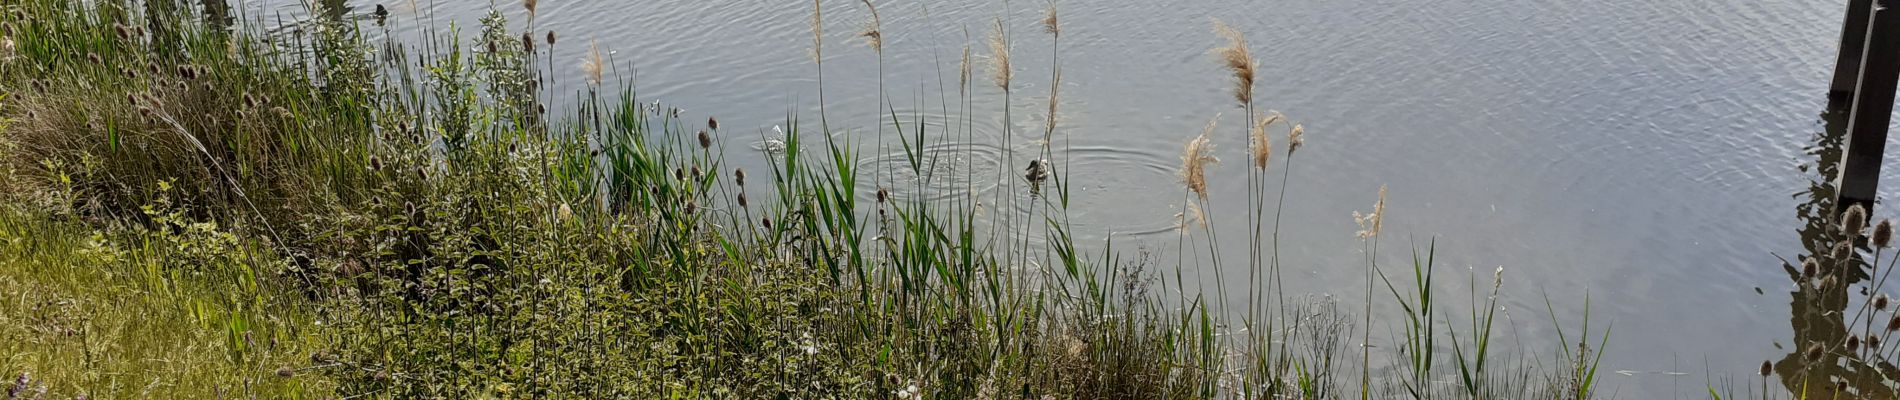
[959,41,973,93]
[811,0,825,62]
[1250,111,1277,169]
[1288,123,1305,155]
[581,39,604,85]
[1355,185,1388,239]
[1212,19,1257,105]
[1845,204,1869,237]
[988,18,1012,91]
[857,0,883,54]
[1042,2,1060,35]
[1877,219,1894,248]
[1179,115,1221,199]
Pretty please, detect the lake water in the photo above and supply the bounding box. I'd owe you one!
[251,0,1873,396]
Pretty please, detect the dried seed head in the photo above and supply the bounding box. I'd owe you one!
[987,18,1012,91]
[1803,258,1819,280]
[1212,19,1257,105]
[675,168,686,181]
[1845,204,1869,238]
[1869,334,1883,350]
[86,52,101,65]
[698,130,712,149]
[1848,335,1862,353]
[487,39,498,55]
[581,39,605,85]
[876,187,889,203]
[959,42,972,94]
[763,217,773,230]
[1250,111,1279,169]
[735,168,747,186]
[1877,219,1894,248]
[522,32,535,53]
[1887,314,1900,332]
[1355,185,1389,240]
[1288,124,1306,155]
[1042,2,1060,35]
[369,156,383,171]
[737,192,748,208]
[1807,341,1825,361]
[1759,360,1772,377]
[685,201,698,215]
[525,0,538,15]
[857,0,883,54]
[1179,115,1221,199]
[1878,294,1889,311]
[708,117,719,131]
[692,166,703,179]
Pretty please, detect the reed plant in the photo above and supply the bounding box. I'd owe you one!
[0,1,1620,398]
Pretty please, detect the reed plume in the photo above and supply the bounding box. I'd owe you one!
[857,0,882,54]
[581,39,604,85]
[1042,1,1060,36]
[1251,111,1283,169]
[1288,123,1305,155]
[1212,19,1256,105]
[1180,116,1221,200]
[1355,185,1387,239]
[959,38,972,94]
[811,0,825,63]
[988,18,1011,91]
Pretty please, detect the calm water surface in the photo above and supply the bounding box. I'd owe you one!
[256,0,1871,396]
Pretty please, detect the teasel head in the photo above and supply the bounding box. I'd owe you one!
[1886,314,1899,332]
[369,156,383,172]
[707,116,719,131]
[685,200,698,215]
[1759,360,1772,377]
[675,167,686,181]
[1807,341,1825,361]
[1803,257,1819,280]
[547,31,557,45]
[737,192,748,208]
[987,18,1011,91]
[1849,335,1862,353]
[1878,294,1890,311]
[1845,204,1869,238]
[1179,115,1221,200]
[522,32,535,53]
[1212,19,1256,106]
[698,130,713,150]
[1869,334,1883,351]
[1877,219,1894,248]
[735,168,747,186]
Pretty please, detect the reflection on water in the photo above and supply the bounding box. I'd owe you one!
[1776,105,1895,397]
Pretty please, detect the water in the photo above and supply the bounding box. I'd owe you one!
[250,0,1871,396]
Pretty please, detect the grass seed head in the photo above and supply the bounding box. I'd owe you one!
[988,18,1011,91]
[1042,2,1060,35]
[1212,19,1256,105]
[1179,115,1220,199]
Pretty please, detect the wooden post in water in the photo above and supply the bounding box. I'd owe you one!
[1835,0,1900,213]
[1832,0,1876,107]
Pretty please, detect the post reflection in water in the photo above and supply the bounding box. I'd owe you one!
[1775,104,1897,398]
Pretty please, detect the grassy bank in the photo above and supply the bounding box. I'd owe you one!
[0,1,1628,398]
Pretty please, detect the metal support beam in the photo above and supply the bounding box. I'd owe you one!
[1835,0,1900,213]
[1832,0,1877,108]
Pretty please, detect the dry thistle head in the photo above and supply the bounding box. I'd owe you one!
[857,0,882,54]
[1042,1,1060,36]
[1179,115,1221,199]
[1355,185,1388,239]
[1877,219,1894,248]
[581,39,605,85]
[1212,19,1256,106]
[987,18,1012,91]
[1845,204,1869,238]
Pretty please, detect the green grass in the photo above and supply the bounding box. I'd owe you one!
[0,1,1626,398]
